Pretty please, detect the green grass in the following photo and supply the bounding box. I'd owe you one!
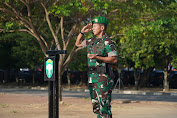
[82,97,90,100]
[11,110,18,113]
[0,104,7,108]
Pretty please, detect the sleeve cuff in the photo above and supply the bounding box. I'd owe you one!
[108,51,118,57]
[81,40,87,48]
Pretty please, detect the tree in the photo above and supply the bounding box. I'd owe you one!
[0,0,117,101]
[0,32,17,69]
[0,32,44,69]
[119,0,177,90]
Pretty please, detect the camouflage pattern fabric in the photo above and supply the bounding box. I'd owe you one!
[82,34,118,83]
[89,78,114,118]
[81,34,118,118]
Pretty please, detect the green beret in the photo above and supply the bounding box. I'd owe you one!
[92,17,109,25]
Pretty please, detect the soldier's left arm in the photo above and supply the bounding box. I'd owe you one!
[87,54,117,63]
[97,56,117,63]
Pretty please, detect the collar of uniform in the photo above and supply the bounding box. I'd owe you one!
[96,33,108,40]
[102,33,108,40]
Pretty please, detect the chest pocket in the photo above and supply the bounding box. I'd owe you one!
[94,41,105,56]
[88,40,96,54]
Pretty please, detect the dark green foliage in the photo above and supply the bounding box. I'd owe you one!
[0,32,44,70]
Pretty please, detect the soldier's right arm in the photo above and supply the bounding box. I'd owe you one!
[75,33,84,48]
[75,24,92,48]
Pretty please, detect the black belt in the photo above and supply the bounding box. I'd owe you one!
[88,66,106,74]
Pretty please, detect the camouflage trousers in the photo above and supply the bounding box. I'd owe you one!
[88,79,114,118]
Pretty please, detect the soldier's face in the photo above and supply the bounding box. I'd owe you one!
[92,24,104,35]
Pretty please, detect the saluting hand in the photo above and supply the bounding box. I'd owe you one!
[81,24,92,33]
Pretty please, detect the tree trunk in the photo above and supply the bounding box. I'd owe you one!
[32,70,35,86]
[67,70,71,88]
[163,59,171,91]
[134,69,138,90]
[79,71,87,86]
[163,70,169,91]
[134,68,141,90]
[140,67,153,88]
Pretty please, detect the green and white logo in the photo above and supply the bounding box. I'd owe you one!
[46,59,53,79]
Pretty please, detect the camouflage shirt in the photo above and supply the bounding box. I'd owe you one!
[82,34,118,83]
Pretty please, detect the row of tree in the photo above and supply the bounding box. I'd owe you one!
[117,0,177,90]
[0,0,177,100]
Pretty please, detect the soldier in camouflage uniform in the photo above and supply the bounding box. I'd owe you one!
[75,17,118,118]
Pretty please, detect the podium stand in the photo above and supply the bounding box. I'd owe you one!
[44,50,67,118]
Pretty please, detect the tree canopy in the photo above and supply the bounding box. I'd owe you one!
[0,0,177,93]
